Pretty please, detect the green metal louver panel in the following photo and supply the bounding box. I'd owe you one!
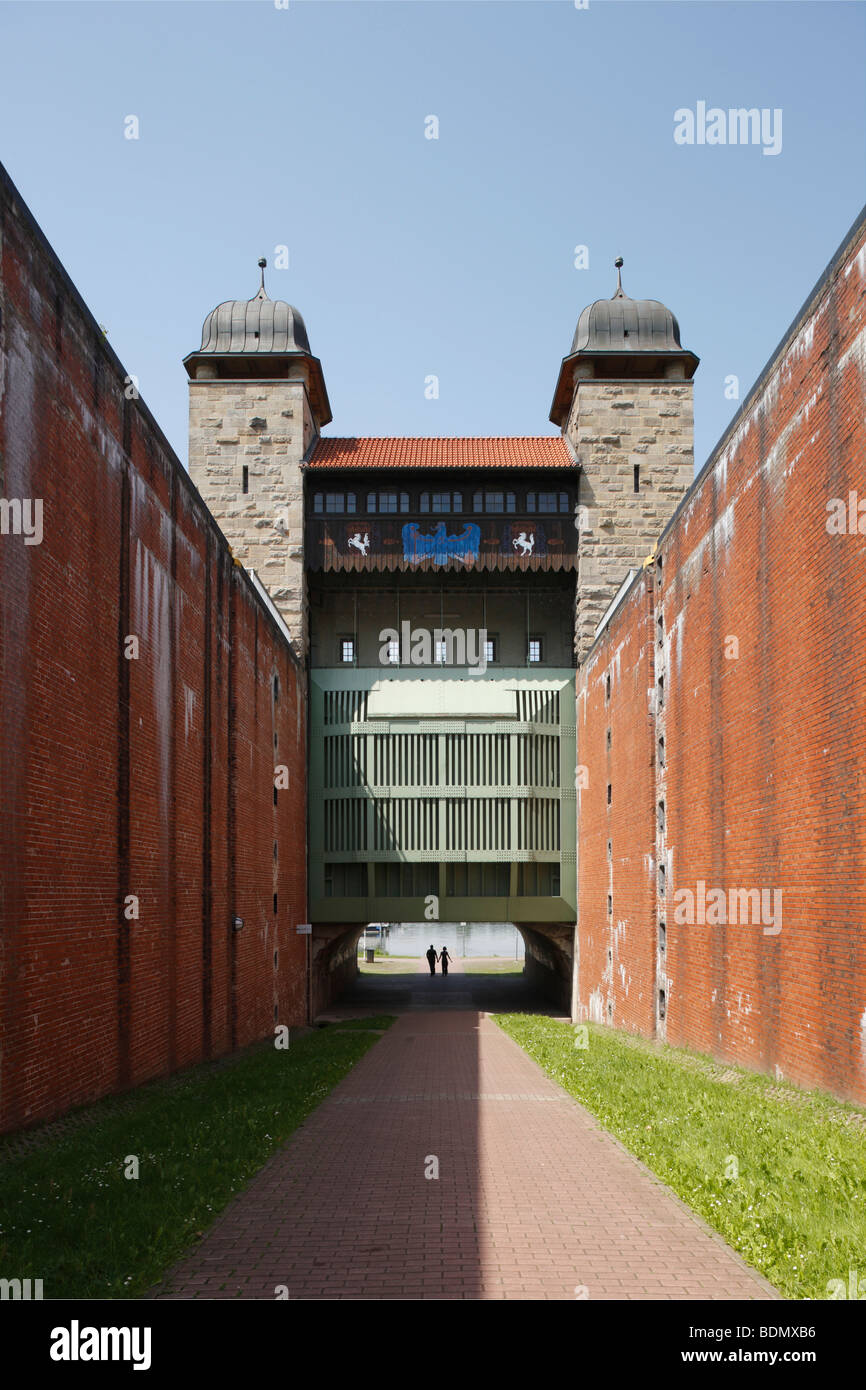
[309,668,576,924]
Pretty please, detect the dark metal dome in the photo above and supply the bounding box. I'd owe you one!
[184,259,332,426]
[571,291,684,354]
[549,257,699,426]
[198,286,312,356]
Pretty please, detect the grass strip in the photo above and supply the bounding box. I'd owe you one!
[496,1013,866,1301]
[359,959,422,975]
[462,960,525,975]
[0,1018,394,1299]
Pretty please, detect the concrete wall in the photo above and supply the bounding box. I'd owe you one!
[521,924,575,1014]
[311,925,364,1018]
[577,208,866,1103]
[0,162,308,1133]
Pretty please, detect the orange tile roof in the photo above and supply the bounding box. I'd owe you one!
[307,436,574,470]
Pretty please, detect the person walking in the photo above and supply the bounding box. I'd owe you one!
[438,946,452,976]
[425,944,437,976]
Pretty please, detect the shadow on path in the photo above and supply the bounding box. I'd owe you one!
[319,956,561,1018]
[152,954,779,1299]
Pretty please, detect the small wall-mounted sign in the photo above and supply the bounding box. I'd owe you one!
[296,923,312,935]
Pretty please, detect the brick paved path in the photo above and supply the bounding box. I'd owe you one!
[152,959,778,1300]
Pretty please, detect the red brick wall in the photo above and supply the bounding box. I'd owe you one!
[0,163,307,1133]
[578,576,658,1037]
[578,209,866,1103]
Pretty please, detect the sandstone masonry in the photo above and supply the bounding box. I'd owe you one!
[188,375,316,657]
[567,377,695,658]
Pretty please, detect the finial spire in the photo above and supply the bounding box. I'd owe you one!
[257,256,268,298]
[614,256,624,298]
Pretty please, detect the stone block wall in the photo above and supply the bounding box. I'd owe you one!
[188,375,316,658]
[568,379,694,660]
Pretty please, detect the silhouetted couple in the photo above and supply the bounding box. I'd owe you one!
[426,944,452,976]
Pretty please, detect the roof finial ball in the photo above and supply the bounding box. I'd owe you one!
[614,256,624,298]
[257,257,268,297]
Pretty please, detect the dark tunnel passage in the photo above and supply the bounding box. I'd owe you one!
[310,921,576,1019]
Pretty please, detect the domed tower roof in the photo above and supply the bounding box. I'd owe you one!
[550,257,698,426]
[571,260,685,354]
[184,259,331,425]
[197,280,312,356]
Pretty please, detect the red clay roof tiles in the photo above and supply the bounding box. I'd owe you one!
[307,436,573,470]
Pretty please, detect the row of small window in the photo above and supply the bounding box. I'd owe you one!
[323,861,560,898]
[337,637,544,664]
[312,491,572,516]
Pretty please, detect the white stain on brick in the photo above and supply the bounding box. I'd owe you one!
[837,323,866,376]
[184,684,196,741]
[664,606,686,683]
[133,540,172,826]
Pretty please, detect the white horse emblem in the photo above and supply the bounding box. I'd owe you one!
[348,531,370,556]
[512,531,535,557]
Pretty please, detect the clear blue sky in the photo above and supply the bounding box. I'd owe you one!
[1,0,863,471]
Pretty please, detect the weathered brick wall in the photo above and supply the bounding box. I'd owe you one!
[577,575,658,1036]
[0,163,308,1133]
[578,209,866,1103]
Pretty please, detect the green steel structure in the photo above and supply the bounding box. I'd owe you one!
[309,667,577,925]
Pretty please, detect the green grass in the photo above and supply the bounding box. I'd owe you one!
[0,1019,394,1299]
[462,959,524,975]
[358,949,415,960]
[496,1014,866,1301]
[359,957,420,974]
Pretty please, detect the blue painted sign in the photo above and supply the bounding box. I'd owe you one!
[402,521,481,567]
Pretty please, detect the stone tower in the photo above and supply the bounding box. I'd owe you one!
[184,260,331,658]
[550,258,699,661]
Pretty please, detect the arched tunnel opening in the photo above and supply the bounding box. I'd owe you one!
[310,921,576,1019]
[517,923,576,1014]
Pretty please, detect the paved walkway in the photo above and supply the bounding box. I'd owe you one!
[152,959,778,1300]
